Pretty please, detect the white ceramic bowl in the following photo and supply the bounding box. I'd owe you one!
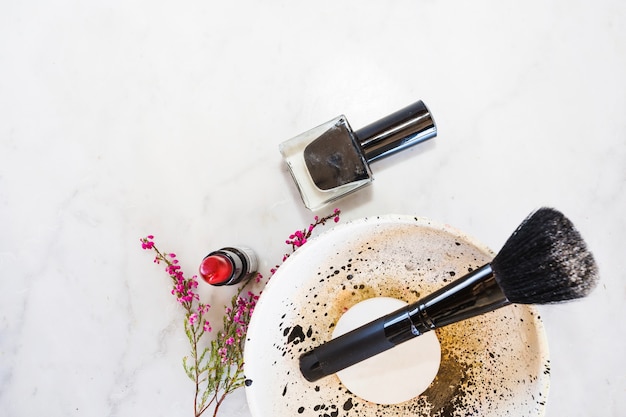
[244,215,550,416]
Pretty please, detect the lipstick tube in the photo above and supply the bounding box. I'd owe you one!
[198,246,258,286]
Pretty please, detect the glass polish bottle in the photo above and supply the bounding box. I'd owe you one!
[279,100,436,210]
[198,246,258,286]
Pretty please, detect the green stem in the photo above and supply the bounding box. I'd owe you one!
[192,326,201,416]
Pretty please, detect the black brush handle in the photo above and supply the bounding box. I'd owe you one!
[409,264,511,328]
[299,264,511,382]
[299,316,391,382]
[299,303,431,382]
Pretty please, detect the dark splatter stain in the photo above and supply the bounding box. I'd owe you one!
[342,398,353,411]
[287,325,307,345]
[421,343,470,416]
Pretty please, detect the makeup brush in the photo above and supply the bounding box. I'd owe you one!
[299,207,599,382]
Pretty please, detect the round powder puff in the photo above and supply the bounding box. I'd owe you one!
[332,297,441,405]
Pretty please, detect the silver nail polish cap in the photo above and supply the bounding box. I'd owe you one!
[356,100,437,163]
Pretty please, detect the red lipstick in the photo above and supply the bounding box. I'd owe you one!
[199,247,258,286]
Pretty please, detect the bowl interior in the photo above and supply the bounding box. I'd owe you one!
[244,215,550,417]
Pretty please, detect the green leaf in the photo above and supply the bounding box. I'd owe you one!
[182,356,194,381]
[198,346,210,367]
[184,319,194,344]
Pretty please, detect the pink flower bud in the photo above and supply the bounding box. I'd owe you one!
[203,321,212,332]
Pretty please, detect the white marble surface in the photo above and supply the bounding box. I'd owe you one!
[1,0,625,416]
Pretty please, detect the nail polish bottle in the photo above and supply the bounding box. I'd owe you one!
[279,100,436,210]
[198,246,258,286]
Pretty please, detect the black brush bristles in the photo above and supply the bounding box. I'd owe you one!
[492,207,599,304]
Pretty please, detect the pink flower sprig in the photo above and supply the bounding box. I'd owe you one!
[182,287,259,417]
[216,290,259,365]
[140,236,216,416]
[140,236,206,316]
[285,208,341,250]
[271,208,341,276]
[139,208,341,417]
